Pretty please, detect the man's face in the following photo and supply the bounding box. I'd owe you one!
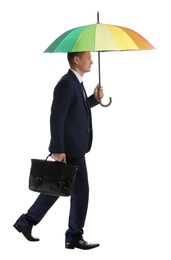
[77,52,93,74]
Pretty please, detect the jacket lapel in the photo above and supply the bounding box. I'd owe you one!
[68,70,90,113]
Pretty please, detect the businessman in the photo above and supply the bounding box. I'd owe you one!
[13,51,104,250]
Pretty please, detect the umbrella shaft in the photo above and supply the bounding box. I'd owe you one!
[98,51,101,86]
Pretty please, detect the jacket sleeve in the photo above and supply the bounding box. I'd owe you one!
[88,94,99,108]
[49,80,73,153]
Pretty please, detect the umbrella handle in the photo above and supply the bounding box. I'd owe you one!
[97,50,112,107]
[99,97,112,107]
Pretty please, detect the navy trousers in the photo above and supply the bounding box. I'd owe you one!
[15,157,89,243]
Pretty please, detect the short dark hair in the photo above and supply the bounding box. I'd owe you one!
[67,52,85,65]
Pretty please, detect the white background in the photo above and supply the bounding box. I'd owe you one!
[0,0,171,259]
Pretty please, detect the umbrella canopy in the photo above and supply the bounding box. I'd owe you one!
[44,13,155,107]
[44,23,154,53]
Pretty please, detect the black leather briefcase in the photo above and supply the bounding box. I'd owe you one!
[29,154,78,196]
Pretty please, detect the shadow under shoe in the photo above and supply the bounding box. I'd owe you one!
[13,223,40,242]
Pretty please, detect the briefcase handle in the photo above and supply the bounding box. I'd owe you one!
[45,153,52,161]
[45,153,66,164]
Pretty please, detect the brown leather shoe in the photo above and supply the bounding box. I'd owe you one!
[13,223,40,242]
[65,238,99,250]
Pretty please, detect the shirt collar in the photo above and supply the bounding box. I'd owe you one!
[70,69,83,83]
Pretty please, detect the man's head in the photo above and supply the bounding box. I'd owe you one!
[67,51,93,77]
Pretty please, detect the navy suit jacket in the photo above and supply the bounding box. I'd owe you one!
[49,69,99,158]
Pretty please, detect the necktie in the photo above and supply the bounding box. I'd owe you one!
[81,82,87,101]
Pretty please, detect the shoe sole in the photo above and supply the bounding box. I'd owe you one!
[65,244,99,250]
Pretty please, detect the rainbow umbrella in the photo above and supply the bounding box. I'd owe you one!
[44,12,155,107]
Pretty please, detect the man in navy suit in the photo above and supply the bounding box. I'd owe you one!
[13,51,104,250]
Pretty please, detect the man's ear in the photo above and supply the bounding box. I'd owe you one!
[74,56,79,65]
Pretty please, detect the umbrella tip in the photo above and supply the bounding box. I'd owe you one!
[97,11,99,23]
